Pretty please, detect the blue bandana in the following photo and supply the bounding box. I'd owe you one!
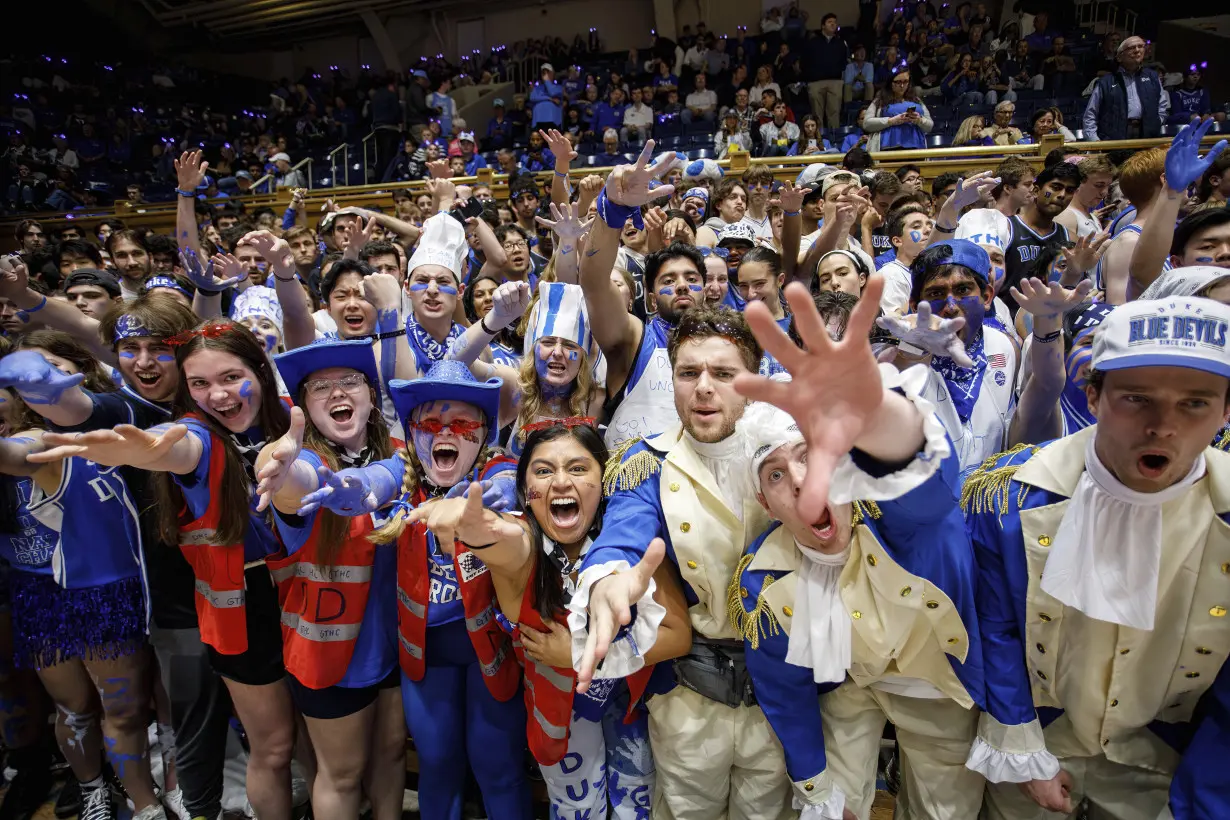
[405,316,465,373]
[143,275,192,301]
[113,314,153,343]
[933,328,987,424]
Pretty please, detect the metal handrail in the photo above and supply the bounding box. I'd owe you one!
[361,131,379,185]
[290,156,314,190]
[328,143,350,187]
[252,173,276,194]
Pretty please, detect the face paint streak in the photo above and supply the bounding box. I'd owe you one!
[408,283,429,291]
[438,284,458,295]
[526,489,543,500]
[658,287,675,296]
[1066,347,1093,387]
[239,380,254,399]
[411,428,434,468]
[1195,257,1214,263]
[155,354,175,363]
[909,230,923,243]
[119,351,136,359]
[261,334,277,353]
[688,284,703,292]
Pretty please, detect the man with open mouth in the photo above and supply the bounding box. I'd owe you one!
[963,296,1230,820]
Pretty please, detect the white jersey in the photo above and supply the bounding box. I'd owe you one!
[920,326,1018,473]
[1063,206,1100,239]
[739,213,775,242]
[605,319,678,448]
[878,259,912,316]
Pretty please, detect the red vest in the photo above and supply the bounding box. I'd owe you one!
[396,461,520,702]
[512,553,657,766]
[176,424,248,656]
[270,512,378,689]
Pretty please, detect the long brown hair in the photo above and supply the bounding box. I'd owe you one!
[155,320,290,545]
[17,330,120,395]
[515,344,598,445]
[299,381,394,563]
[874,70,920,108]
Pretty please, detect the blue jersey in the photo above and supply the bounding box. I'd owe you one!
[489,341,521,369]
[426,532,463,627]
[274,450,398,688]
[28,459,143,589]
[0,478,58,576]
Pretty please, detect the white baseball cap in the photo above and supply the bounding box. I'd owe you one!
[459,131,476,142]
[717,222,757,247]
[1092,297,1230,379]
[271,152,291,163]
[541,63,555,73]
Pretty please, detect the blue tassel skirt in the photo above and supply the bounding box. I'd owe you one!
[9,571,145,670]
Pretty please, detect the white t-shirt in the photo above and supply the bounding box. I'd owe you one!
[685,89,718,113]
[878,259,913,316]
[624,103,654,129]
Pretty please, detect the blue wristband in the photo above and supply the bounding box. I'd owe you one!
[175,188,197,198]
[783,210,801,217]
[595,188,644,231]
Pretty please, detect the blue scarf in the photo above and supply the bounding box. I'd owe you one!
[932,329,987,424]
[406,316,465,373]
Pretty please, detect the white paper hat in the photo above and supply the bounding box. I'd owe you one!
[955,208,1012,250]
[231,286,284,335]
[526,281,592,355]
[737,375,802,493]
[407,212,468,279]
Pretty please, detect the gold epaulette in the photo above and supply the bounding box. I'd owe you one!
[959,443,1038,519]
[602,438,661,496]
[727,553,781,651]
[1214,425,1230,454]
[851,500,882,525]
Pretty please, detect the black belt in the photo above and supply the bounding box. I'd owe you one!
[673,636,758,708]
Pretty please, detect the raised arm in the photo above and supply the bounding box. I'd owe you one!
[245,230,316,350]
[0,258,112,365]
[1129,122,1227,298]
[173,150,208,259]
[1008,279,1092,447]
[928,171,1001,246]
[184,250,245,321]
[29,423,202,476]
[540,129,578,206]
[468,214,508,271]
[774,181,811,285]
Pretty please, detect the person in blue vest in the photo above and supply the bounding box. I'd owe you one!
[732,359,995,819]
[0,343,161,820]
[529,63,564,130]
[254,339,405,820]
[1081,36,1169,141]
[962,297,1230,819]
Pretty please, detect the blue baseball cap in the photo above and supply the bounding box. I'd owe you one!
[926,239,991,282]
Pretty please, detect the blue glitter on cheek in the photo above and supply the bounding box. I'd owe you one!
[119,352,136,360]
[239,380,253,399]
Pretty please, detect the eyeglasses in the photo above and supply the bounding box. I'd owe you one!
[304,373,367,398]
[408,418,486,436]
[502,240,529,251]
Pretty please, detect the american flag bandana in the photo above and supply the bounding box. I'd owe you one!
[932,329,987,424]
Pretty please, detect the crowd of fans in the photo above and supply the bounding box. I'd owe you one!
[3,0,1225,217]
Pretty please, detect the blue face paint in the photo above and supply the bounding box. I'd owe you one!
[688,284,703,292]
[412,426,434,467]
[261,333,277,353]
[1195,257,1214,263]
[239,380,254,399]
[155,354,175,363]
[119,351,136,359]
[408,283,430,291]
[658,287,675,296]
[1066,345,1093,387]
[909,230,923,244]
[439,284,458,295]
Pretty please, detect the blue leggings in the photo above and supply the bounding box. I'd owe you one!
[401,619,533,820]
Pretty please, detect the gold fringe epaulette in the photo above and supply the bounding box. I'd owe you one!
[602,438,661,496]
[959,443,1038,519]
[851,500,882,525]
[1214,425,1230,454]
[727,554,781,650]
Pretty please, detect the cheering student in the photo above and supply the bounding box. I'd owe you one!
[732,356,991,818]
[964,296,1230,820]
[877,240,1018,473]
[296,360,533,820]
[33,321,298,820]
[0,338,159,820]
[251,340,405,820]
[408,420,691,819]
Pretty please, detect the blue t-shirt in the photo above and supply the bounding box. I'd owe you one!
[426,531,464,627]
[176,418,281,563]
[0,477,57,575]
[274,450,398,687]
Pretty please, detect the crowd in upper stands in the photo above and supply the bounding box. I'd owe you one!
[1,0,1225,215]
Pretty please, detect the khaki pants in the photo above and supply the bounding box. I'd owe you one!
[647,685,793,820]
[981,754,1172,820]
[821,682,984,820]
[807,79,845,130]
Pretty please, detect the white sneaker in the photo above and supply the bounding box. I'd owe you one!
[162,788,191,820]
[132,803,168,820]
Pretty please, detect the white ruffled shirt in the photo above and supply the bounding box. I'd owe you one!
[785,542,852,684]
[687,430,754,521]
[1040,435,1206,630]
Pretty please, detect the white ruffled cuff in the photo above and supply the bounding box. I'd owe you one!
[828,363,952,505]
[964,712,1061,783]
[793,776,845,819]
[566,560,667,679]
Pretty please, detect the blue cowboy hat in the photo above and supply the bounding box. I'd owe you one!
[275,339,380,400]
[389,360,502,445]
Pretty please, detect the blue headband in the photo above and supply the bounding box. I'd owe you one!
[143,275,192,301]
[113,314,153,343]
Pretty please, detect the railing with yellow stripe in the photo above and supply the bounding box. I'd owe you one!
[2,134,1214,252]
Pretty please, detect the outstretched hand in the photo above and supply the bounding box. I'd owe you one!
[941,170,1001,216]
[408,481,522,555]
[1009,277,1093,321]
[180,248,244,292]
[0,350,85,406]
[29,424,189,470]
[296,464,382,516]
[254,407,306,512]
[534,201,593,242]
[875,301,973,366]
[734,279,888,517]
[771,180,812,214]
[576,537,665,694]
[1165,119,1228,193]
[606,141,677,207]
